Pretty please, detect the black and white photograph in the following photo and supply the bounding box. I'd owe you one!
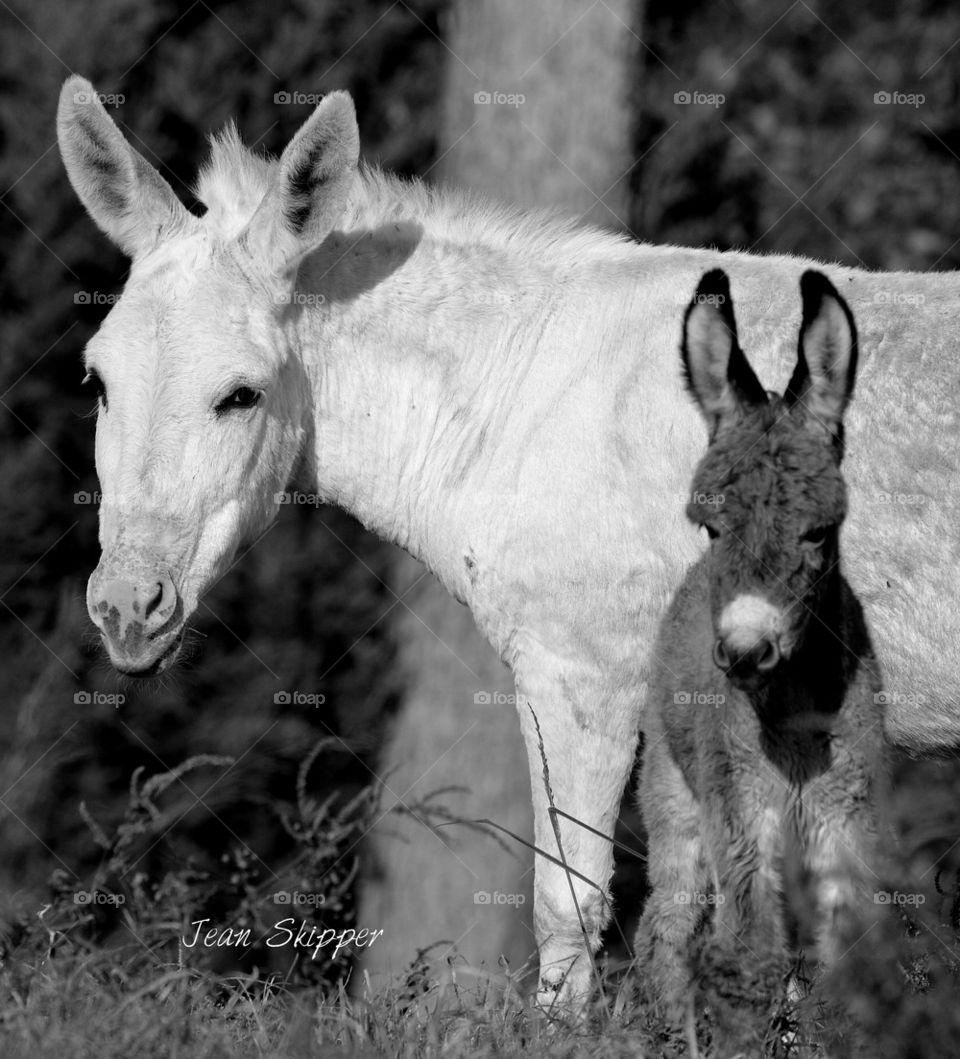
[1,1,959,1055]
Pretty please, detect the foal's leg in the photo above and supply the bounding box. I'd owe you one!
[700,770,792,1053]
[801,755,884,968]
[634,736,706,1027]
[514,663,641,1012]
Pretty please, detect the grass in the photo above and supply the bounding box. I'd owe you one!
[2,750,960,1058]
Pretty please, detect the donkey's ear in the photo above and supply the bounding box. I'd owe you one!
[681,269,766,435]
[57,77,193,258]
[785,271,858,448]
[242,91,359,275]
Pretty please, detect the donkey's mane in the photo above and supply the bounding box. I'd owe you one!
[195,124,637,262]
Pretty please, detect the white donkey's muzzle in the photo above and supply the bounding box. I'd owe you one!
[87,554,184,676]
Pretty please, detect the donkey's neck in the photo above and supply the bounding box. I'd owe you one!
[289,174,639,603]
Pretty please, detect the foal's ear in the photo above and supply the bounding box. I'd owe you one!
[57,76,193,258]
[785,271,858,449]
[243,91,359,275]
[681,269,767,436]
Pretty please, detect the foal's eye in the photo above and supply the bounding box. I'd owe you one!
[83,370,107,408]
[802,526,828,546]
[703,524,720,541]
[215,386,262,415]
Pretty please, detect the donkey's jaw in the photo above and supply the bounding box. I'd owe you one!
[105,626,185,677]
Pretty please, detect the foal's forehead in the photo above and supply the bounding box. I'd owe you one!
[696,403,845,511]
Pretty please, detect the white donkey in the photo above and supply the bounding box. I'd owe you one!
[58,79,959,1008]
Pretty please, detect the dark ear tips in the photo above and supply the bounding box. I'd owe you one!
[799,270,842,323]
[695,268,731,301]
[689,269,736,334]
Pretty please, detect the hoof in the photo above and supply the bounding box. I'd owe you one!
[535,957,591,1018]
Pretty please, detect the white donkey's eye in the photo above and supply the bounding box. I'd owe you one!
[215,386,262,415]
[83,370,107,408]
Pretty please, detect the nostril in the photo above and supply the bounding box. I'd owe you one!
[755,638,780,671]
[713,639,730,670]
[143,581,165,621]
[142,576,176,628]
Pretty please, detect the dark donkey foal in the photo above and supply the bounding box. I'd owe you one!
[636,269,888,1048]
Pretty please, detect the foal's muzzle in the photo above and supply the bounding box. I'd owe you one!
[713,634,781,680]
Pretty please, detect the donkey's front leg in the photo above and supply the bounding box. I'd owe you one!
[514,663,640,1012]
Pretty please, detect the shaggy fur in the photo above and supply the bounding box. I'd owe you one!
[637,270,889,1052]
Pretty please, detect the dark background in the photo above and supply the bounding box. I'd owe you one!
[2,0,960,983]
